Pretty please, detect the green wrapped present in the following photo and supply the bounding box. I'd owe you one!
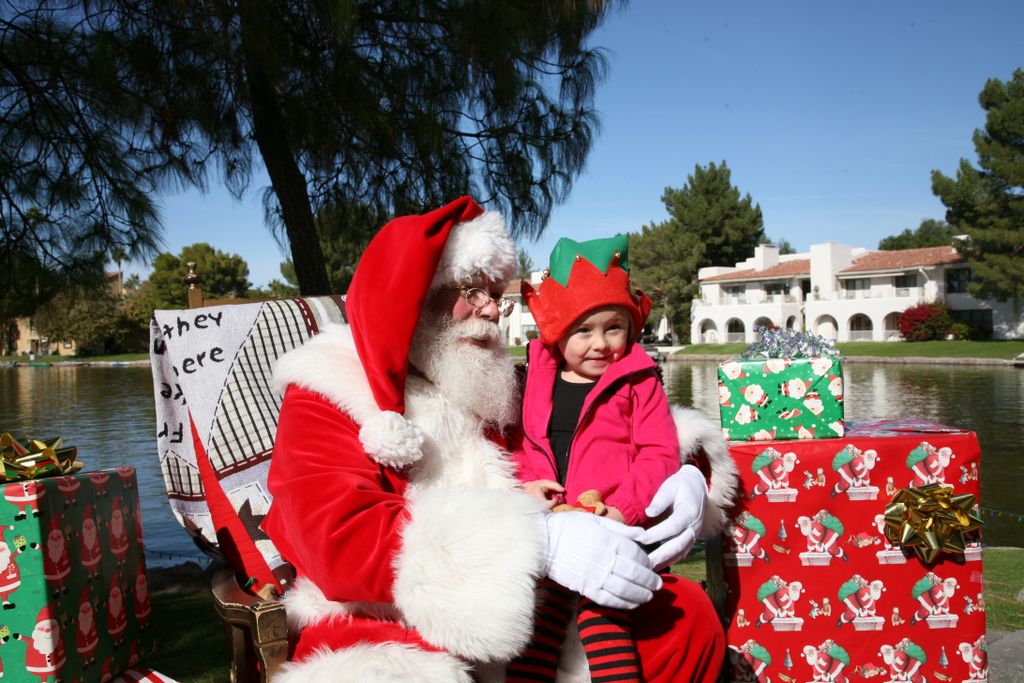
[717,330,844,441]
[0,463,154,681]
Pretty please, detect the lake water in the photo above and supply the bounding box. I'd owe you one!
[1,361,1021,565]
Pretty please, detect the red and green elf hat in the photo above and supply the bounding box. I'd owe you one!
[522,234,652,346]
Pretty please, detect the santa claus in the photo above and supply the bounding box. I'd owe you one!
[262,197,732,682]
[42,515,71,596]
[0,527,25,609]
[78,505,103,580]
[17,605,67,682]
[76,587,99,667]
[133,564,151,630]
[3,480,45,520]
[106,574,128,646]
[108,497,130,567]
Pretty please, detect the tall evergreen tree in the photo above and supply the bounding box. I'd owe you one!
[932,69,1024,302]
[631,161,764,335]
[0,6,169,318]
[878,219,956,251]
[144,243,252,310]
[3,1,623,296]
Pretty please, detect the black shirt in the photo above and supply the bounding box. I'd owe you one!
[547,373,596,484]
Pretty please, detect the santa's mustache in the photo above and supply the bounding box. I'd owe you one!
[451,318,501,345]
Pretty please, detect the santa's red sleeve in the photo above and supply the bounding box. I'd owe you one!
[264,380,547,663]
[264,386,409,603]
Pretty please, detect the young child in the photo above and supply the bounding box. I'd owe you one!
[507,235,681,683]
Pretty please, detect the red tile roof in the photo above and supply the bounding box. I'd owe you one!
[504,279,527,295]
[839,246,964,274]
[701,259,811,283]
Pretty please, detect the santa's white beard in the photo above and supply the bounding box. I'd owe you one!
[409,315,518,428]
[32,622,57,654]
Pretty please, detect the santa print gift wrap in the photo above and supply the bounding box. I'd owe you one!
[718,355,845,441]
[718,419,986,683]
[0,468,154,682]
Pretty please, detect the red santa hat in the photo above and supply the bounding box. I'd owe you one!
[36,604,58,629]
[344,196,516,467]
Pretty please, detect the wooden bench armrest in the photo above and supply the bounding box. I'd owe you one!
[210,565,288,682]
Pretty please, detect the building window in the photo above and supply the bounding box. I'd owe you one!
[946,268,971,294]
[894,274,919,288]
[764,283,785,301]
[950,309,993,337]
[723,286,746,305]
[63,339,73,349]
[726,318,745,343]
[894,273,919,297]
[842,278,870,299]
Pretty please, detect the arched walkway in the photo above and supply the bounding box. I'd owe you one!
[726,318,746,343]
[699,319,718,344]
[884,312,902,341]
[785,315,797,330]
[815,315,838,340]
[849,313,873,341]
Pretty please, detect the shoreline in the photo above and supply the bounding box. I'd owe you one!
[669,353,1021,366]
[5,354,1023,368]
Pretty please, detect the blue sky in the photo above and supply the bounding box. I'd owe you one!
[146,1,1024,288]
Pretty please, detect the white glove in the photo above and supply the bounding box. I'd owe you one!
[540,511,662,610]
[635,465,708,570]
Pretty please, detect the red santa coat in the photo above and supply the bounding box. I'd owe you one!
[262,324,726,683]
[108,508,130,563]
[77,610,99,659]
[20,633,66,678]
[0,551,20,598]
[107,588,128,641]
[43,535,71,586]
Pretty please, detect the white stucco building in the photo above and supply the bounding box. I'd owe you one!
[499,275,540,346]
[691,243,1023,344]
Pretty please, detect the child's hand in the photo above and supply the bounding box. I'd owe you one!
[522,480,565,508]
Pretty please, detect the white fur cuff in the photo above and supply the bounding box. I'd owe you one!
[359,410,424,468]
[673,407,740,536]
[393,486,546,662]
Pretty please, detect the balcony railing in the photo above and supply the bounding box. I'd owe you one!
[726,332,746,343]
[848,330,874,341]
[839,289,872,300]
[716,293,800,305]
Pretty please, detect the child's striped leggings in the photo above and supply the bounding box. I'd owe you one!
[505,577,641,683]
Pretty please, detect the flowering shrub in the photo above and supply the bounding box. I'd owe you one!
[898,302,953,341]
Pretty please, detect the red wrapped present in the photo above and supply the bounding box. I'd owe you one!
[716,419,986,683]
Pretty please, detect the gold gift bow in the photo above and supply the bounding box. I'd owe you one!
[0,433,82,482]
[883,483,983,563]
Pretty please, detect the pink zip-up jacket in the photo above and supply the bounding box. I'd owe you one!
[514,339,681,526]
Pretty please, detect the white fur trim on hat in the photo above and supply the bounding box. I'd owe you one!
[431,211,517,289]
[272,641,472,683]
[272,324,423,468]
[358,410,424,468]
[673,407,740,537]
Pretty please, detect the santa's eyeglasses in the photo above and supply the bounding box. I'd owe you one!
[450,286,515,318]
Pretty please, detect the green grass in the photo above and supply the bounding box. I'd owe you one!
[981,547,1024,631]
[505,345,528,357]
[145,590,229,683]
[676,340,1024,360]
